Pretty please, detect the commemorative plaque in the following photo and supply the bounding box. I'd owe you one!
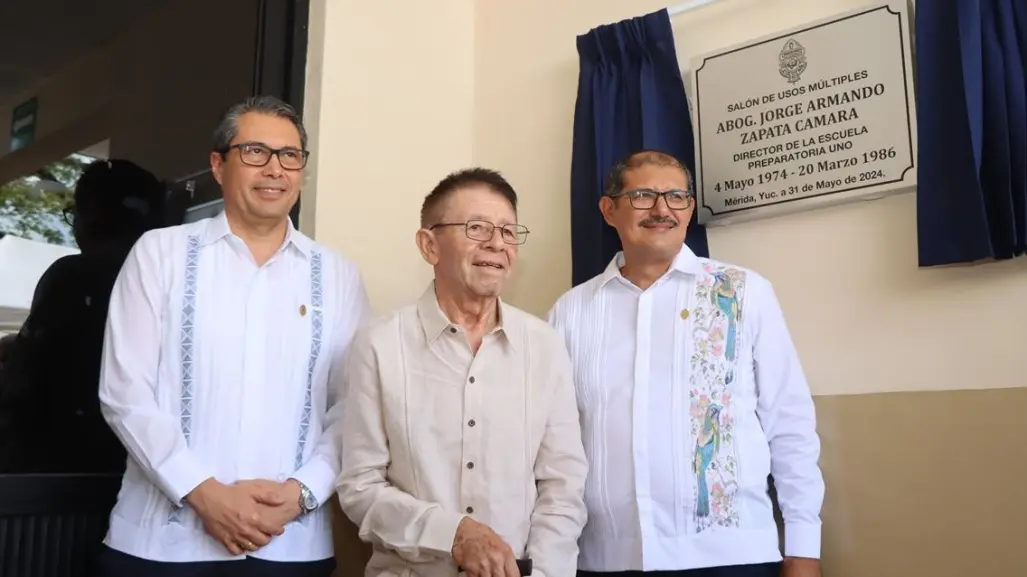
[689,1,917,226]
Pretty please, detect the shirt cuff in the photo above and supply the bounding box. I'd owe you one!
[153,449,211,506]
[422,509,467,557]
[290,455,337,506]
[784,521,822,559]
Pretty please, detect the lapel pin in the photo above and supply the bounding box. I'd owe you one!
[680,308,690,320]
[300,304,307,317]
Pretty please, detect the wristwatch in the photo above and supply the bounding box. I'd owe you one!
[293,479,318,514]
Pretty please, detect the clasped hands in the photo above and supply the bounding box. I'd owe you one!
[184,477,303,556]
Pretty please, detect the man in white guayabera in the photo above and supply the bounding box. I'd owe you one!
[549,150,825,577]
[93,95,370,577]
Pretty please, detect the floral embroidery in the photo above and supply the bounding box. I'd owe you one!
[690,263,747,532]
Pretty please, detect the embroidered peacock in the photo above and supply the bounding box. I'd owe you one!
[693,403,723,519]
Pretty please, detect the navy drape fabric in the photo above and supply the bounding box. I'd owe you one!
[916,0,1027,265]
[570,10,709,287]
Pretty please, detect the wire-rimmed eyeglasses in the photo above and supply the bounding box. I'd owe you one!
[609,188,694,210]
[219,142,310,170]
[429,219,530,245]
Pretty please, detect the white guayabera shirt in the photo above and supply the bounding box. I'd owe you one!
[548,245,824,572]
[98,211,369,563]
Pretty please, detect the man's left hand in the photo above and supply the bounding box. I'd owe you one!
[234,479,303,529]
[781,557,821,577]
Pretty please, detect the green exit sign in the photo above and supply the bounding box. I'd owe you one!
[10,97,38,152]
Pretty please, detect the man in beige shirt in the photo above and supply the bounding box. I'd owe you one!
[337,168,588,577]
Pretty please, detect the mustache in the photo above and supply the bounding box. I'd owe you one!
[639,216,678,227]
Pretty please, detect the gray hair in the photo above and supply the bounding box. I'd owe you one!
[604,150,692,197]
[211,95,308,152]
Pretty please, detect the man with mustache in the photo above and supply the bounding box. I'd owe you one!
[93,96,369,577]
[338,168,588,577]
[548,151,824,577]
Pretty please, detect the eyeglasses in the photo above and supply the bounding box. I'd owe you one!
[62,203,75,225]
[220,142,309,170]
[430,219,530,245]
[609,188,694,211]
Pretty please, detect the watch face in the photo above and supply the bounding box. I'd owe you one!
[303,492,318,511]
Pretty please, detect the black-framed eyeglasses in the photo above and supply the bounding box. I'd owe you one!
[609,188,694,211]
[430,219,530,245]
[62,203,75,225]
[219,142,309,170]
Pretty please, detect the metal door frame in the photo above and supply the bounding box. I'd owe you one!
[253,0,310,227]
[169,0,310,227]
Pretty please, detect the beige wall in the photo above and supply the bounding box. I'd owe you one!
[0,0,255,184]
[307,0,1027,576]
[307,0,1027,400]
[302,0,476,305]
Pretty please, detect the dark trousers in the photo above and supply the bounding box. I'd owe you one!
[92,545,336,577]
[578,562,781,577]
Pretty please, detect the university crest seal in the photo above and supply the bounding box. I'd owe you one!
[778,38,807,84]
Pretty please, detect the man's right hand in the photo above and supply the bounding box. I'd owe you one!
[184,478,288,555]
[451,517,520,577]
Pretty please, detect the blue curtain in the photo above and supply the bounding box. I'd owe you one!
[916,0,1027,266]
[570,10,709,286]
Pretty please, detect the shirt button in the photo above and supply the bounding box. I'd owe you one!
[468,419,476,427]
[449,327,457,333]
[466,506,474,514]
[469,376,475,384]
[466,462,474,469]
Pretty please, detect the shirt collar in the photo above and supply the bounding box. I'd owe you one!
[416,281,521,349]
[198,210,312,259]
[596,243,705,294]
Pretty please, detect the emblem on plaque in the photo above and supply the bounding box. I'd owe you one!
[778,38,807,84]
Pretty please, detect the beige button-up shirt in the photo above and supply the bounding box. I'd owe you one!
[338,284,588,577]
